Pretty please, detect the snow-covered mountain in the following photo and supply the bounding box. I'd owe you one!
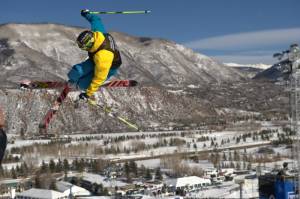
[0,23,244,88]
[224,63,271,70]
[224,63,271,78]
[0,23,288,135]
[253,59,292,81]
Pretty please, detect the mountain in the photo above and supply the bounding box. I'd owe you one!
[224,63,271,79]
[254,59,291,81]
[0,23,288,135]
[0,23,244,88]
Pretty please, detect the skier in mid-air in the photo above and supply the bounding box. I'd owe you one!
[0,106,7,164]
[68,9,122,100]
[26,9,139,131]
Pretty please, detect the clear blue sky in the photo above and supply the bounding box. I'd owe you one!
[1,0,300,64]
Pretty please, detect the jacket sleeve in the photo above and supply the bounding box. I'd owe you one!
[86,50,114,96]
[83,13,107,33]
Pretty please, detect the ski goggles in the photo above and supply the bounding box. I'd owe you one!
[77,36,95,50]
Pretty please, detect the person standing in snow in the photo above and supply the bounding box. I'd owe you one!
[68,9,122,100]
[0,106,7,164]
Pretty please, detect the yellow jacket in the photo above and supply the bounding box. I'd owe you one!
[86,32,114,97]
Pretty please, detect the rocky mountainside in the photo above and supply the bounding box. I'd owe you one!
[254,59,291,81]
[0,23,288,135]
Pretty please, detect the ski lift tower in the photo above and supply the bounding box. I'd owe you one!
[274,43,300,193]
[290,44,300,194]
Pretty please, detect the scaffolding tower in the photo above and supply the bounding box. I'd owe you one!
[275,44,300,194]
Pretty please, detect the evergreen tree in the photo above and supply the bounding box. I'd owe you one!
[102,187,108,196]
[41,160,48,173]
[247,162,252,170]
[16,165,20,174]
[0,165,5,177]
[193,143,197,149]
[139,164,146,177]
[49,179,57,190]
[144,169,152,181]
[97,184,104,195]
[155,168,163,181]
[56,159,63,172]
[35,173,42,188]
[210,140,214,147]
[124,162,130,177]
[63,159,69,172]
[11,167,17,178]
[123,162,131,182]
[23,162,29,176]
[222,152,227,161]
[49,159,56,173]
[79,159,85,172]
[92,183,99,195]
[129,161,137,177]
[234,150,240,161]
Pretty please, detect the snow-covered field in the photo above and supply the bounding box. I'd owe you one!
[5,124,287,162]
[7,139,51,150]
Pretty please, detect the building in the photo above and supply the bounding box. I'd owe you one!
[204,167,218,178]
[0,178,32,198]
[16,188,67,199]
[15,181,91,199]
[56,181,91,197]
[79,172,127,189]
[166,176,211,193]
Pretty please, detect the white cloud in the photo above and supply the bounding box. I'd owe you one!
[184,28,300,50]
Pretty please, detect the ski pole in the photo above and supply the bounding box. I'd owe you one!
[88,10,151,15]
[88,99,139,131]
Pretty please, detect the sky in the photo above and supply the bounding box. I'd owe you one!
[0,0,299,64]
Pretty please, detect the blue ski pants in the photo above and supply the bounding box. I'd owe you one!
[67,59,118,90]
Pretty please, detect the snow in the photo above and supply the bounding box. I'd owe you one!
[166,176,211,188]
[77,197,111,199]
[166,89,186,94]
[16,188,65,199]
[80,172,128,187]
[136,159,161,169]
[187,84,200,88]
[181,178,258,199]
[1,162,22,170]
[184,160,214,170]
[224,62,271,70]
[6,139,50,150]
[216,108,261,116]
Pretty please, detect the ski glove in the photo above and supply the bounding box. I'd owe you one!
[79,92,89,101]
[81,9,90,17]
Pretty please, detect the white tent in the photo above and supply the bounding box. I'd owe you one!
[167,176,211,190]
[56,181,91,197]
[16,188,65,199]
